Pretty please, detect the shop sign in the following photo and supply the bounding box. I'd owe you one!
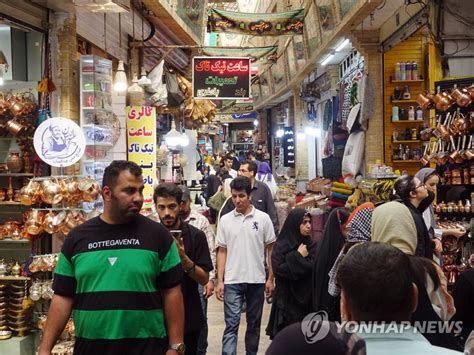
[126,106,156,208]
[282,127,295,167]
[193,57,251,99]
[33,117,86,168]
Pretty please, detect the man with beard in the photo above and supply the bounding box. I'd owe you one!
[154,183,213,355]
[39,161,185,355]
[178,185,216,355]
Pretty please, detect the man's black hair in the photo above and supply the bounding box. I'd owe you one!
[337,242,414,322]
[230,176,252,195]
[153,183,183,204]
[224,154,233,162]
[240,160,258,177]
[102,160,142,189]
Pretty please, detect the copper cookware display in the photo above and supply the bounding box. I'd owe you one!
[451,87,472,107]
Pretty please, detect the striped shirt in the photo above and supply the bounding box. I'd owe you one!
[53,215,182,355]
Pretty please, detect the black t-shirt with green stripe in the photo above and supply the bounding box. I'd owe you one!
[53,215,183,355]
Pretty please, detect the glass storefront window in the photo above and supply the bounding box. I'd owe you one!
[317,0,335,35]
[271,53,287,92]
[305,3,320,54]
[339,0,358,18]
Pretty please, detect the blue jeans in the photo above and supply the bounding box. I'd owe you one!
[197,283,208,355]
[222,283,265,355]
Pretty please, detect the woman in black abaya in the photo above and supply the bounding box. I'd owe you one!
[312,207,350,321]
[266,209,316,339]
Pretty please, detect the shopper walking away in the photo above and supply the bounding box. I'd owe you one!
[266,209,316,339]
[178,185,216,355]
[256,162,278,199]
[154,183,213,355]
[312,207,350,321]
[219,160,279,234]
[216,176,276,355]
[39,161,185,355]
[337,242,462,354]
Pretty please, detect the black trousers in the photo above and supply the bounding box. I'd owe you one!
[184,331,200,355]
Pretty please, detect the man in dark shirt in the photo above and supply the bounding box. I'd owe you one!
[39,161,185,355]
[219,160,279,234]
[154,183,213,355]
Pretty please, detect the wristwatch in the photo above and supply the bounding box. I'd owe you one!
[185,262,196,275]
[169,343,186,354]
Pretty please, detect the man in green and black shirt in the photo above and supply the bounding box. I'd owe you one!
[38,161,185,355]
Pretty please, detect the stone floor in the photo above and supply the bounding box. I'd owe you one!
[206,295,272,354]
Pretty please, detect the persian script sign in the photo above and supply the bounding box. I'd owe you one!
[193,57,251,99]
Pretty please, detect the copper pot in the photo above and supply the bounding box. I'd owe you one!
[41,178,63,205]
[19,180,41,206]
[451,87,472,107]
[6,119,27,137]
[466,85,474,101]
[433,91,454,111]
[79,178,100,202]
[434,113,451,141]
[6,151,23,173]
[8,97,24,117]
[417,92,434,110]
[43,211,59,234]
[452,112,471,135]
[24,210,44,235]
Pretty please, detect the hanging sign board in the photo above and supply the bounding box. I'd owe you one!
[33,117,86,168]
[282,127,295,167]
[193,56,251,99]
[126,106,157,209]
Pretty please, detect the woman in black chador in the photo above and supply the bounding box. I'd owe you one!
[266,209,316,339]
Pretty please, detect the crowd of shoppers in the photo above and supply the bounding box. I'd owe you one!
[38,159,473,355]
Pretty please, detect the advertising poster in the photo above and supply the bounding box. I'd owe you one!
[126,106,156,208]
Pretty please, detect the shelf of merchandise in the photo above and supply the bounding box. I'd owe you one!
[391,79,424,84]
[384,31,428,175]
[0,276,30,281]
[0,173,35,177]
[391,99,418,104]
[391,120,424,124]
[392,140,422,143]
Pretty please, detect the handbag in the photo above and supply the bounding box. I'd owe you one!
[322,155,342,179]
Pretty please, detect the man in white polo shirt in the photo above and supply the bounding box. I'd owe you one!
[215,176,276,355]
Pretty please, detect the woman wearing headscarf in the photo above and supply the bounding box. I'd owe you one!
[390,174,434,258]
[327,202,374,297]
[256,161,278,198]
[266,209,316,339]
[415,168,466,261]
[312,208,350,321]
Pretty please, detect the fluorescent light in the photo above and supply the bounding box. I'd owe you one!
[335,39,350,52]
[305,127,321,137]
[321,54,335,66]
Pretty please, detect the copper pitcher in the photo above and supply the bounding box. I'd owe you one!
[433,91,454,111]
[417,92,434,110]
[6,119,27,136]
[451,87,472,107]
[41,178,63,205]
[8,97,24,117]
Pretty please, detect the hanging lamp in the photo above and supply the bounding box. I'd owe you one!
[113,13,128,93]
[165,119,183,147]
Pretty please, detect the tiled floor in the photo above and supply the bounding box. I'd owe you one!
[206,295,272,354]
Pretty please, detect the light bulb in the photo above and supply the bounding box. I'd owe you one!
[180,133,190,147]
[253,119,259,126]
[113,60,128,93]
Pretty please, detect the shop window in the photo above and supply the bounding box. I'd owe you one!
[305,2,320,53]
[339,0,358,18]
[317,0,335,35]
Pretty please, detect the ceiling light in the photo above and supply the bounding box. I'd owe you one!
[253,119,259,126]
[113,60,128,93]
[165,119,183,147]
[276,129,284,138]
[321,53,335,66]
[335,39,350,52]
